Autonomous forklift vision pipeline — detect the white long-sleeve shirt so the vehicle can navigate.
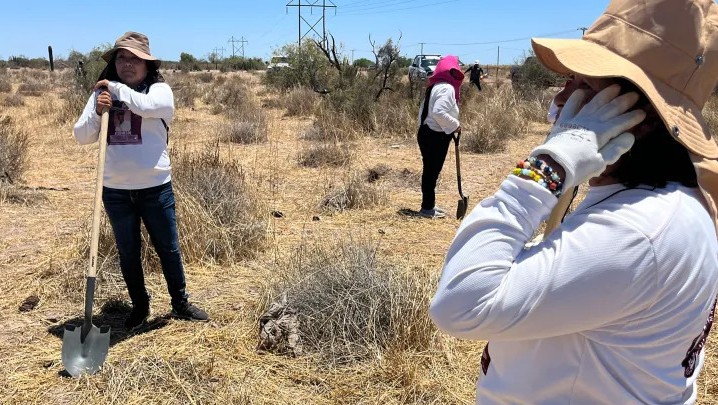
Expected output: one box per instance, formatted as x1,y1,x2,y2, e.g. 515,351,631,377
430,176,718,404
417,82,460,134
73,81,175,189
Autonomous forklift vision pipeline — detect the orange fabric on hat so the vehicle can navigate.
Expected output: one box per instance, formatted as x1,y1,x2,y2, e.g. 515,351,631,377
531,0,718,235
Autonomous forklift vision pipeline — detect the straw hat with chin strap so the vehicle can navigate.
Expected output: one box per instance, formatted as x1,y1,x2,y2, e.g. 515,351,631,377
532,0,718,235
102,31,161,68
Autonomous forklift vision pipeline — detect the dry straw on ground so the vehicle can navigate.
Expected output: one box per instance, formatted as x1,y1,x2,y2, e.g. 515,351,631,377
2,65,718,405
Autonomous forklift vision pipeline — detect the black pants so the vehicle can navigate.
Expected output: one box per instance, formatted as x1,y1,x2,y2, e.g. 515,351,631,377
417,125,452,210
471,80,482,91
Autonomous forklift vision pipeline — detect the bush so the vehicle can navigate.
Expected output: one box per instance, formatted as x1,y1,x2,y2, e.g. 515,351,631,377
258,237,434,366
0,116,30,183
461,86,531,153
17,82,48,97
0,77,11,93
171,146,268,263
1,94,24,107
202,77,255,116
298,142,352,168
320,173,387,212
223,113,269,144
511,54,564,97
282,87,319,117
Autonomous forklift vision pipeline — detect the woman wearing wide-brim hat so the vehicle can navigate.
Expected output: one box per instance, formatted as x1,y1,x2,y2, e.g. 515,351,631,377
430,0,718,403
73,31,208,330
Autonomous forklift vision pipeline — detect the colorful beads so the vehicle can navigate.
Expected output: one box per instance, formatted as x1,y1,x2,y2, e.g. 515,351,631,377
512,157,563,197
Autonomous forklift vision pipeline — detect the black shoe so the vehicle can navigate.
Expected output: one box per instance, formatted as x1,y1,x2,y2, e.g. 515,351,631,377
171,302,209,321
125,305,150,330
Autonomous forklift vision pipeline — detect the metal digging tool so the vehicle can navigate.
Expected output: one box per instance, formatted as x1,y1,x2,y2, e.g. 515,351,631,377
454,132,469,219
62,108,111,378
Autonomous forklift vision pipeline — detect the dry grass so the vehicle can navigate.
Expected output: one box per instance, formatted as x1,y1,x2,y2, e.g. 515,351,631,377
1,93,24,107
461,85,533,153
257,237,435,366
0,116,30,183
2,68,718,405
282,87,320,117
298,143,352,168
320,172,388,212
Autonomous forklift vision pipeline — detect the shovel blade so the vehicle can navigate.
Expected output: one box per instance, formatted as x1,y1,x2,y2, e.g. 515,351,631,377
61,323,111,378
456,196,469,220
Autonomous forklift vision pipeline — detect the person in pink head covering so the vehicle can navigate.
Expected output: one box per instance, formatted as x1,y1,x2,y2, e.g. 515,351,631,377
416,55,464,218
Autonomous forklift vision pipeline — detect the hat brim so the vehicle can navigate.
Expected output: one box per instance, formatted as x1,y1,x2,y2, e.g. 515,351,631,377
101,47,161,68
532,37,718,159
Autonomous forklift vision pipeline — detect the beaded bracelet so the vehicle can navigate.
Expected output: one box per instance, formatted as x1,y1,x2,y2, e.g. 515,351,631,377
512,157,563,196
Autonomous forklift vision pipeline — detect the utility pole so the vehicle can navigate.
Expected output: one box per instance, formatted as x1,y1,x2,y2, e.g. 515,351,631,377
419,42,425,54
578,26,588,36
286,0,337,48
496,46,500,89
228,36,247,58
351,49,355,63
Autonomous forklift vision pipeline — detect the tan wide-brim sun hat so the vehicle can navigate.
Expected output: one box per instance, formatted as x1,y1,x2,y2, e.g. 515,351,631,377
102,31,161,68
531,0,718,234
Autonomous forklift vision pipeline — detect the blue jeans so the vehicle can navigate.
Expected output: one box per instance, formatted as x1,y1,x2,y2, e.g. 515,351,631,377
102,182,188,308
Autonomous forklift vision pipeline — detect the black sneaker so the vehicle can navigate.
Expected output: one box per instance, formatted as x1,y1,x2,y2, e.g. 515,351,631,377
125,305,150,330
171,302,209,321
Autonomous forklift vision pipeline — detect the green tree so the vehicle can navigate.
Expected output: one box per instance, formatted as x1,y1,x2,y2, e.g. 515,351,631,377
352,58,372,68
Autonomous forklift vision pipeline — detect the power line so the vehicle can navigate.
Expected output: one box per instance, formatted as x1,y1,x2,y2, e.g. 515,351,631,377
415,29,579,46
337,0,459,16
338,0,428,12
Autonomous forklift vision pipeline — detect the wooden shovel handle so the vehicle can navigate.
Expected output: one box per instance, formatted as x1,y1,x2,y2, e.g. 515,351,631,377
88,109,109,278
543,186,576,237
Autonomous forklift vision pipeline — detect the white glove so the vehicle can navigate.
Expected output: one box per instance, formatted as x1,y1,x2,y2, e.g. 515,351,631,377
531,84,646,189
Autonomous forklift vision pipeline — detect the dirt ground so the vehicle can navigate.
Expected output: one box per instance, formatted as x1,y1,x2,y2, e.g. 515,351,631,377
2,69,718,404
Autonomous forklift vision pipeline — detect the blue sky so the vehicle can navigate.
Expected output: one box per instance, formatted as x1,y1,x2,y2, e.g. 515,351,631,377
1,0,607,65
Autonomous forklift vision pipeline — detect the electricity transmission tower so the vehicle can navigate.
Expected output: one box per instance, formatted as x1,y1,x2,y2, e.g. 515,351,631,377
286,0,337,47
228,36,248,58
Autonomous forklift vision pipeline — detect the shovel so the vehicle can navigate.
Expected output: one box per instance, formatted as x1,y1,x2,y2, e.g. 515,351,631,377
453,132,469,219
543,186,578,236
62,108,111,378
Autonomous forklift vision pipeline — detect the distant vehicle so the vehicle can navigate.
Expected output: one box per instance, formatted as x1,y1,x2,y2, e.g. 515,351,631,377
409,54,441,81
267,56,291,71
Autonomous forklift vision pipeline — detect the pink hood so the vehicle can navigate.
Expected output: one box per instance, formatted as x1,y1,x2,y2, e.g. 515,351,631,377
427,55,464,103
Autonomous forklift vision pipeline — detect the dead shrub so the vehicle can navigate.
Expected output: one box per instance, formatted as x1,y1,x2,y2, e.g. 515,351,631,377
461,86,531,153
17,82,47,97
202,77,254,116
223,113,269,144
372,96,416,139
1,93,24,107
257,237,435,366
0,116,30,183
367,163,391,183
195,72,214,83
0,184,48,205
172,145,268,263
282,87,319,116
0,78,11,93
320,173,387,212
304,106,360,142
298,143,351,168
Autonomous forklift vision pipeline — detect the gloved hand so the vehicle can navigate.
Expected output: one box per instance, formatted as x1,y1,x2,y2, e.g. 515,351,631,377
531,84,646,189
